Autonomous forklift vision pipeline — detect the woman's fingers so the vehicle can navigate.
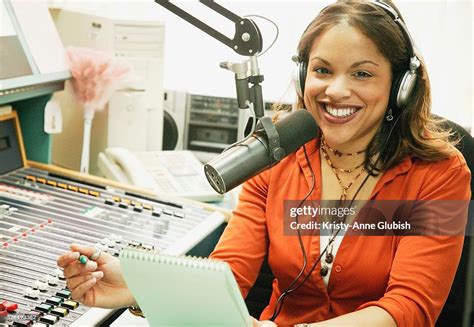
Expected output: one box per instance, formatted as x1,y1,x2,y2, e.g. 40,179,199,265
70,243,97,257
70,277,98,302
57,243,98,268
252,319,277,327
66,271,103,290
57,251,80,268
58,243,112,276
70,243,112,264
63,260,97,279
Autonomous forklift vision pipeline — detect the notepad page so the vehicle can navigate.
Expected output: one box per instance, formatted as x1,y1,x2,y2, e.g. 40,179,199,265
120,248,252,327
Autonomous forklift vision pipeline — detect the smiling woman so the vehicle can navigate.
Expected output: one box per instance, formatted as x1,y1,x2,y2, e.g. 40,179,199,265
56,1,472,326
210,1,471,326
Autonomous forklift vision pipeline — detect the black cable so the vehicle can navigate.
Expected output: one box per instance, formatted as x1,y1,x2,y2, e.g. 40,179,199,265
269,144,315,321
269,115,402,321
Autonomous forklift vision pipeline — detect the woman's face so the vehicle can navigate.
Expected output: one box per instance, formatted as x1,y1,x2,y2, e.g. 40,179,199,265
304,23,392,150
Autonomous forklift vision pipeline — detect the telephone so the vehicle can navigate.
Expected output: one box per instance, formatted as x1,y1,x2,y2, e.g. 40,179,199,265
97,147,157,189
97,147,224,202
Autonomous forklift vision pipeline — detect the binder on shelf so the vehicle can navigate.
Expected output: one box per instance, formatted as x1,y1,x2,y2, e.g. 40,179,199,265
120,247,253,326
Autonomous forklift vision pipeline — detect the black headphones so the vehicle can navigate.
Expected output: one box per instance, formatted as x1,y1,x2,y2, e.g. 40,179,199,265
293,0,421,111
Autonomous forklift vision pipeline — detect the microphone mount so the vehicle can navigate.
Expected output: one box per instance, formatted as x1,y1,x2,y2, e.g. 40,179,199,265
260,116,285,164
154,0,284,166
155,0,262,55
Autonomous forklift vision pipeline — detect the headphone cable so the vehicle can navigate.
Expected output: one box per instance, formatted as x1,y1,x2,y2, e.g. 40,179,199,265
270,144,316,308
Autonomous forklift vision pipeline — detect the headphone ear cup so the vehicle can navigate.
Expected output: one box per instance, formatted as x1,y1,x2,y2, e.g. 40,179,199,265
293,60,307,98
292,66,303,98
390,70,417,110
293,61,306,98
389,72,405,111
397,70,417,109
299,60,307,98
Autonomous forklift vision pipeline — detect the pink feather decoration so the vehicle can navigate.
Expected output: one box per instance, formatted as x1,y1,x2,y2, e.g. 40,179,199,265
66,46,132,110
65,46,131,174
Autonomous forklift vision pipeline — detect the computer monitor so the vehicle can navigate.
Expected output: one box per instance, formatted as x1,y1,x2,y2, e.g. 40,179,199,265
0,0,70,104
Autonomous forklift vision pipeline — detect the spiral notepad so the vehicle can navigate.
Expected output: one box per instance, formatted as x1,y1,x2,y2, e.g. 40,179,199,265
120,248,252,327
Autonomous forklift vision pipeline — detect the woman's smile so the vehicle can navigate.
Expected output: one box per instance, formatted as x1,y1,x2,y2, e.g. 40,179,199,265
319,101,363,124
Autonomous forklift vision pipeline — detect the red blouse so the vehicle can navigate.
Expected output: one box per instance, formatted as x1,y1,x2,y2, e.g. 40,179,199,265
210,138,471,326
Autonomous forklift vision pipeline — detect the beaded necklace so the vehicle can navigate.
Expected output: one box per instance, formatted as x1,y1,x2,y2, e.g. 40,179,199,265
320,136,366,202
319,136,367,277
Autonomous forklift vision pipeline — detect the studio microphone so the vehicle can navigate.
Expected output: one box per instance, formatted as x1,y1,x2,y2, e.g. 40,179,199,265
204,109,318,194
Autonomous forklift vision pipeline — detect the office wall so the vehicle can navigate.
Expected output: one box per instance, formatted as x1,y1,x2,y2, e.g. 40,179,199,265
50,0,473,129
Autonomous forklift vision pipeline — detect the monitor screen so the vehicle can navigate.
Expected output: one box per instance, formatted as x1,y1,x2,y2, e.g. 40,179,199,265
0,0,32,80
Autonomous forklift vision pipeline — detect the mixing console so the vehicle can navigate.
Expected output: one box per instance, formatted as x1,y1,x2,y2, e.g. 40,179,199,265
0,166,226,326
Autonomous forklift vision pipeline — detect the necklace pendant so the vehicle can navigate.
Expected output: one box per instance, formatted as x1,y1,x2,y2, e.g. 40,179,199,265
340,194,347,202
325,253,334,264
320,266,329,277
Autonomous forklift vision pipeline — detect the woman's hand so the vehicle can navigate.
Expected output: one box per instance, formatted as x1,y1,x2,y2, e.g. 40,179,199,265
253,318,277,327
57,243,135,308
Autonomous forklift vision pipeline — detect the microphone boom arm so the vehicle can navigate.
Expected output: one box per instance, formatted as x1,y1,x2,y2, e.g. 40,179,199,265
155,0,265,116
155,0,263,56
154,0,284,176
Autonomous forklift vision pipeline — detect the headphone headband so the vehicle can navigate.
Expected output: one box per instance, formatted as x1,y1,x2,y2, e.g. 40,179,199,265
371,1,419,70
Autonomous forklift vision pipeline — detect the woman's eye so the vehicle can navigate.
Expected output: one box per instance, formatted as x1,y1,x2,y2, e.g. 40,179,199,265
353,71,372,79
314,67,330,74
